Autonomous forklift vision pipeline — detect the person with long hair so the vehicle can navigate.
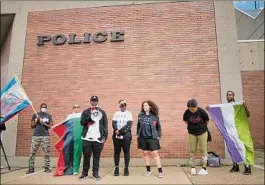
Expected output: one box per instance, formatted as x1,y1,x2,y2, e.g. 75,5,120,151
183,99,210,175
137,100,164,178
112,100,133,176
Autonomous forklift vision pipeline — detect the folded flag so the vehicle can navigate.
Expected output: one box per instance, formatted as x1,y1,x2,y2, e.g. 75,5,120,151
208,102,254,165
1,77,31,124
52,116,83,176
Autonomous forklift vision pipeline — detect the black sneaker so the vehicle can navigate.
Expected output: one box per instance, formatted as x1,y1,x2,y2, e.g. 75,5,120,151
114,167,119,176
93,173,101,181
44,168,51,173
124,167,129,176
26,168,34,174
230,164,239,173
244,166,251,175
79,173,88,181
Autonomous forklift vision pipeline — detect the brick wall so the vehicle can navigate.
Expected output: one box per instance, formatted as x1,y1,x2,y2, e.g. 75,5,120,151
16,1,224,158
241,71,264,149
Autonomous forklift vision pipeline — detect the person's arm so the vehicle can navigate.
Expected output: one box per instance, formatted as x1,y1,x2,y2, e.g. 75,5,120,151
42,115,53,129
183,110,189,125
243,101,250,118
31,114,39,129
119,121,133,134
119,112,133,134
102,110,108,142
112,112,119,134
201,108,210,125
136,113,141,137
156,117,162,139
80,109,92,126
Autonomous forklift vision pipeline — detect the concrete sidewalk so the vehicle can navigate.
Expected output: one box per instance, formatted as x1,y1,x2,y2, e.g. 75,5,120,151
1,165,264,184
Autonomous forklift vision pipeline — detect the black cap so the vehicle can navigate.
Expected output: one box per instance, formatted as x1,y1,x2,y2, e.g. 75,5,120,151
90,96,99,102
187,99,198,108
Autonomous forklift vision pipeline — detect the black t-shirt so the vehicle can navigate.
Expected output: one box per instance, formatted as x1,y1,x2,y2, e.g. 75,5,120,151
183,107,209,136
32,112,53,136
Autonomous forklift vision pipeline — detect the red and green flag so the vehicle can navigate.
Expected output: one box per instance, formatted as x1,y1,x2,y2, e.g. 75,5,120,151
52,116,83,176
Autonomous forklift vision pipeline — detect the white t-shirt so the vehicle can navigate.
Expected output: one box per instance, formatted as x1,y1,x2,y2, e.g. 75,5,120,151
112,110,133,130
81,109,102,143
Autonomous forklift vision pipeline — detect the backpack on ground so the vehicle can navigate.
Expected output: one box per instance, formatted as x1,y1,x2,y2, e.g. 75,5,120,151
207,151,222,167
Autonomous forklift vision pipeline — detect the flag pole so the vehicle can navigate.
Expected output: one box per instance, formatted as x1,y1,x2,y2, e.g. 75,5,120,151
13,73,38,116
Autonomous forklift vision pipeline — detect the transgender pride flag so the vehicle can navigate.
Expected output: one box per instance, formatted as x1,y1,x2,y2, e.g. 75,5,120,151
208,102,254,165
1,76,31,124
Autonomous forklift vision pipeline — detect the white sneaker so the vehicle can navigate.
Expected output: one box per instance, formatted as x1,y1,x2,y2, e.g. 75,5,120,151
191,168,197,175
144,171,151,176
158,172,164,178
73,172,79,175
197,169,208,175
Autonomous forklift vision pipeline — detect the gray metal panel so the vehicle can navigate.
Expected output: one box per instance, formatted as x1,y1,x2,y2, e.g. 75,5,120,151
1,14,15,48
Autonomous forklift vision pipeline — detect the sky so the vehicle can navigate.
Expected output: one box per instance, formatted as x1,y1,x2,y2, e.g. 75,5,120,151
234,1,265,10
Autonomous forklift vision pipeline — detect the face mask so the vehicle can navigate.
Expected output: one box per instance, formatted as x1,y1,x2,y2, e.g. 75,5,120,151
41,108,47,113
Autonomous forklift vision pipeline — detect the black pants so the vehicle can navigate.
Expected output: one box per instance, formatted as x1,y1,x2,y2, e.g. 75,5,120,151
113,133,132,168
82,140,103,175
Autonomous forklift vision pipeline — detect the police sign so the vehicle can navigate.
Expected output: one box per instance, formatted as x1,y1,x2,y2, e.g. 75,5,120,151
37,31,124,46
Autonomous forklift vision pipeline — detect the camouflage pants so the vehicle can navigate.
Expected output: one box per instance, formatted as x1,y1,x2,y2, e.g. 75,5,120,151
28,136,51,169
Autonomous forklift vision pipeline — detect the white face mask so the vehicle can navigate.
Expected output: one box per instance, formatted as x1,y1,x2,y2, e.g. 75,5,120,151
41,108,47,113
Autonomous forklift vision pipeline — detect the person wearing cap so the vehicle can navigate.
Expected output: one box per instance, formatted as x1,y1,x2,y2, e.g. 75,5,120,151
112,100,133,176
79,96,108,181
183,99,210,175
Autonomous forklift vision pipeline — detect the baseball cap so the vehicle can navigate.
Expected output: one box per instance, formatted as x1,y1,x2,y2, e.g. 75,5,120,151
90,96,99,102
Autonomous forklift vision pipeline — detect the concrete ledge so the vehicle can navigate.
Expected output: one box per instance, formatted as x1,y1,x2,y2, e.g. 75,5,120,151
2,156,263,168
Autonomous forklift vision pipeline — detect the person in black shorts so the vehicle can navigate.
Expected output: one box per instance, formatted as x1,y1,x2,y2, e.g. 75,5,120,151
137,100,163,178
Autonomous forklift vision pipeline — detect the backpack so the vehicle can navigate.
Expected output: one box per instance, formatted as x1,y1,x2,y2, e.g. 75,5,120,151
207,151,222,167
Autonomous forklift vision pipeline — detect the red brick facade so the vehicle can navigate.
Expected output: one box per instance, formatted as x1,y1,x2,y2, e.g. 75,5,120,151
241,71,264,149
17,1,225,158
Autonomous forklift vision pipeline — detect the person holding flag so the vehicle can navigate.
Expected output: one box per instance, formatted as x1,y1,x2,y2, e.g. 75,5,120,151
52,104,83,176
206,90,254,175
26,103,53,174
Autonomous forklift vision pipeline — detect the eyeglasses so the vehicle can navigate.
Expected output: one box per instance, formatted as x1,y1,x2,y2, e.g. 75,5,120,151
41,107,47,109
73,106,80,108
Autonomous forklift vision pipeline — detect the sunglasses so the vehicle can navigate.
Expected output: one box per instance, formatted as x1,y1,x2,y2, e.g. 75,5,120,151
73,106,80,108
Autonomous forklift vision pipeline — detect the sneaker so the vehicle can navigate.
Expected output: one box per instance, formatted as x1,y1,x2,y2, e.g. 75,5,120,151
230,164,240,173
158,172,164,178
93,173,101,181
244,166,251,175
79,173,88,181
144,171,152,176
124,168,129,176
73,172,79,175
190,168,196,175
197,168,208,175
26,168,34,174
44,168,51,173
114,167,119,176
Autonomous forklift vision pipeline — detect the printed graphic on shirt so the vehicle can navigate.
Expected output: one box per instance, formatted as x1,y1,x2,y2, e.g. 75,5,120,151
40,117,49,123
113,111,133,130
